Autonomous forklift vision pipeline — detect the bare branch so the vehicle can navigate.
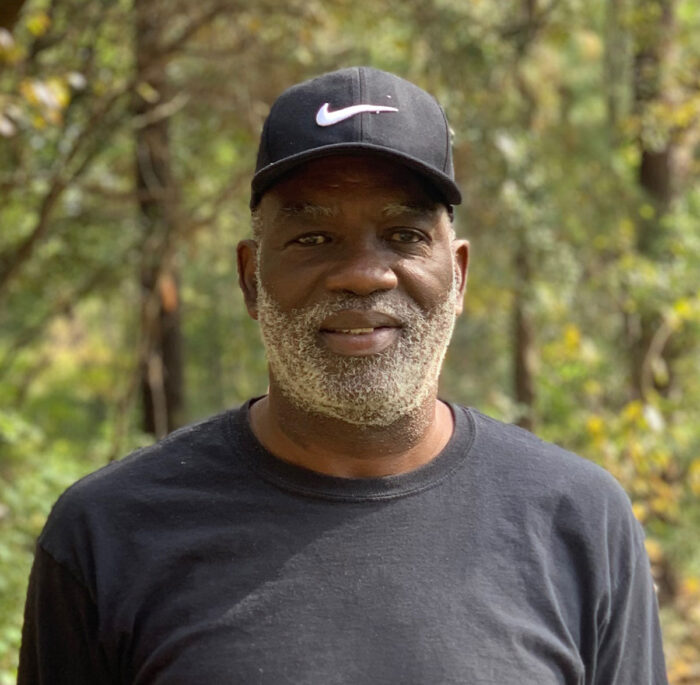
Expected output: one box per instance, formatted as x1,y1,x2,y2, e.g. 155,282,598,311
640,315,677,398
0,260,127,379
0,82,134,300
0,178,65,296
180,175,247,238
154,1,239,64
499,0,562,44
132,92,190,129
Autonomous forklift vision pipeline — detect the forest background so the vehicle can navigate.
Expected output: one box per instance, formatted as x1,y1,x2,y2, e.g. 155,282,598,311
0,0,699,682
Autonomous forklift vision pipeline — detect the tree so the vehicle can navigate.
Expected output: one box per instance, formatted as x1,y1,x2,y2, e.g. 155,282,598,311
134,0,184,437
1,0,698,681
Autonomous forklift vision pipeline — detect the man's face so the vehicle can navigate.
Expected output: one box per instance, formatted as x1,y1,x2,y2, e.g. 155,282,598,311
238,156,469,426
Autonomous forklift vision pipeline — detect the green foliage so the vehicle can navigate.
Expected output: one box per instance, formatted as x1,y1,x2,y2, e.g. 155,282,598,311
0,409,105,684
1,0,698,681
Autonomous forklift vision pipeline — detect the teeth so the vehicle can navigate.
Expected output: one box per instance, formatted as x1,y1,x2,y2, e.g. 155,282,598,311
337,328,374,334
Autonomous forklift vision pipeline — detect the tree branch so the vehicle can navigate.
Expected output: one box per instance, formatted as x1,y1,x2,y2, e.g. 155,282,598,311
0,260,127,380
0,0,27,30
0,83,133,300
640,315,676,398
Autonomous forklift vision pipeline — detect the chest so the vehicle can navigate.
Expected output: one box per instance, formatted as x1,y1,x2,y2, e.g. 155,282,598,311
98,497,591,684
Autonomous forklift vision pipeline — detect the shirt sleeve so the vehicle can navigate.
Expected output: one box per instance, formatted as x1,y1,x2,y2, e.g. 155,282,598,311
594,540,669,685
18,544,116,685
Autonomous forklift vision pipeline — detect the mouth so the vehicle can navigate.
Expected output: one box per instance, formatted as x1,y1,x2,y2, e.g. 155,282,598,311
319,311,402,356
328,327,375,335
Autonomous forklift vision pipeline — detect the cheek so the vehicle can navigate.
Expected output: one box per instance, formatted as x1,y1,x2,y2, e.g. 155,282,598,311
399,258,455,310
257,255,319,310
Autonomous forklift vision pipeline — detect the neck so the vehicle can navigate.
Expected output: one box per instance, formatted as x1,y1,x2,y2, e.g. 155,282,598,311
248,384,454,478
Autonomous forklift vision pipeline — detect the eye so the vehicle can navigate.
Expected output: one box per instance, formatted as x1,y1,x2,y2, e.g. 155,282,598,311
292,233,329,246
388,229,427,244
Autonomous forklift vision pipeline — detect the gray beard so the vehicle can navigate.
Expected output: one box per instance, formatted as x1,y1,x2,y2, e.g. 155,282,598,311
255,274,458,427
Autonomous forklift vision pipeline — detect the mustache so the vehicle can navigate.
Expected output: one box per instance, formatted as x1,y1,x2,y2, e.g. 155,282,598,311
287,292,424,324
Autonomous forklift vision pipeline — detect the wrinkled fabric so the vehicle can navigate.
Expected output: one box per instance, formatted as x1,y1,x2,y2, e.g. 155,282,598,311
19,402,668,684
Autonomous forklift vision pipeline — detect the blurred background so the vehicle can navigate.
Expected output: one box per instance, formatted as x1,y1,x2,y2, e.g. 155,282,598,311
0,0,698,681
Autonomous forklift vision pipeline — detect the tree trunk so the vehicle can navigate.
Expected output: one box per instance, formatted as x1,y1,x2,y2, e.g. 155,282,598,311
513,240,536,431
0,0,26,30
604,0,628,132
134,0,184,438
628,0,676,401
511,0,539,431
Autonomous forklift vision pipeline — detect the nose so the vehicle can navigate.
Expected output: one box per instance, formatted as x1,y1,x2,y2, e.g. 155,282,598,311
324,244,398,296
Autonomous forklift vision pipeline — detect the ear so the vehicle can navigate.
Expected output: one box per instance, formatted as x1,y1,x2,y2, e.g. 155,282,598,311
453,239,469,316
236,239,259,320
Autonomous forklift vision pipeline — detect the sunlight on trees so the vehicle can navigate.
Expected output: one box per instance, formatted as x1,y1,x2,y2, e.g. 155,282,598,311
1,0,699,681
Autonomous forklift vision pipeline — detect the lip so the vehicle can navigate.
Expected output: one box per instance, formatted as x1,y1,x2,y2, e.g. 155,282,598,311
320,310,401,331
319,310,401,356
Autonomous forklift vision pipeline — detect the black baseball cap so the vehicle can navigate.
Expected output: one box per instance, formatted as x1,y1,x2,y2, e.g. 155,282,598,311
250,66,462,208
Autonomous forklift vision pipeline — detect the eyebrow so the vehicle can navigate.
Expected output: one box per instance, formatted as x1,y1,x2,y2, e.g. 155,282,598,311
381,202,438,218
277,200,438,221
279,203,338,218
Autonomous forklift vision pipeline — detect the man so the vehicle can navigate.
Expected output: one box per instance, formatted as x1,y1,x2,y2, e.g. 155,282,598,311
20,67,667,684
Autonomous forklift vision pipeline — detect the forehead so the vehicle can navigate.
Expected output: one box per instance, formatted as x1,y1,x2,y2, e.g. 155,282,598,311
259,155,442,213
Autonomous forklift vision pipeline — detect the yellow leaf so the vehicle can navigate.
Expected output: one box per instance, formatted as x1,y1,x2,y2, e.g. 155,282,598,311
689,459,700,496
670,660,692,679
47,78,70,109
673,298,694,320
650,495,677,518
564,324,581,351
586,415,604,437
136,81,160,104
31,114,46,129
681,576,700,597
20,79,38,105
26,11,51,38
644,538,663,563
639,203,655,220
673,98,700,128
622,401,643,423
574,30,603,60
632,501,647,522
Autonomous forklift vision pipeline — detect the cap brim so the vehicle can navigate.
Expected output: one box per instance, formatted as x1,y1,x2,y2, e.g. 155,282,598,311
250,143,462,208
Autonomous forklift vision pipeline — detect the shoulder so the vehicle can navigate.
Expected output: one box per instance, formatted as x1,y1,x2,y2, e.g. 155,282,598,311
465,408,627,498
38,407,246,573
49,408,238,503
459,406,644,549
457,406,646,589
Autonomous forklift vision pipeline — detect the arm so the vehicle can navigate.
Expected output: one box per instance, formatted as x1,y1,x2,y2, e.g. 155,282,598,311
595,541,669,685
18,544,116,685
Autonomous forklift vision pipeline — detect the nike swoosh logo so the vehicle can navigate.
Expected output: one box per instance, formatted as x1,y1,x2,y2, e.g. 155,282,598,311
315,102,399,127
